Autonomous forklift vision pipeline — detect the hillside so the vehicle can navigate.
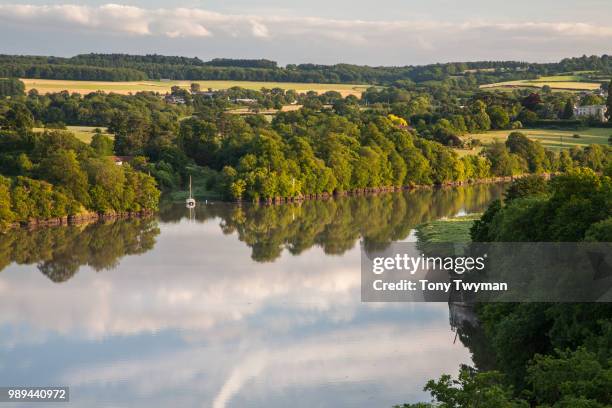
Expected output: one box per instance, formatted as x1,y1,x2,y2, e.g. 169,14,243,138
1,53,611,86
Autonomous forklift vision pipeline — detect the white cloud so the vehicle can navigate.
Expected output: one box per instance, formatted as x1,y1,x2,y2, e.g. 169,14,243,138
1,3,612,45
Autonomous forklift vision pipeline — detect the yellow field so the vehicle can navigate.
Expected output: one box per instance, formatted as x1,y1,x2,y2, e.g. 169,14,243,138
481,78,601,92
22,78,368,97
33,126,113,144
453,147,483,157
465,128,611,151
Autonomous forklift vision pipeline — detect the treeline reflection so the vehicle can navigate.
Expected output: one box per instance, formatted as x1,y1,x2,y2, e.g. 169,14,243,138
162,184,506,262
0,184,504,280
0,218,160,281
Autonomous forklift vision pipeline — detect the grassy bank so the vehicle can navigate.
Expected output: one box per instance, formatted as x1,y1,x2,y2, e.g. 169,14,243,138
415,214,479,244
166,166,223,202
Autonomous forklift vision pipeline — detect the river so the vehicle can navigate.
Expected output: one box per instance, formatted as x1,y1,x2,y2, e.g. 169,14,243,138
0,184,505,408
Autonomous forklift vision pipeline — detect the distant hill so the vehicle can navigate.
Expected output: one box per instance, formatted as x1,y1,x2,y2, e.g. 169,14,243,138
0,53,610,85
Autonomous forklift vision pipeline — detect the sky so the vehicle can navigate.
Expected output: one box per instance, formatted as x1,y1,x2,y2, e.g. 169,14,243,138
0,0,611,66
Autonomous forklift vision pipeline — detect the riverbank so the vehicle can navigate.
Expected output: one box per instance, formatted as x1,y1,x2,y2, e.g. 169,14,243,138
4,173,521,232
245,173,537,204
2,210,155,232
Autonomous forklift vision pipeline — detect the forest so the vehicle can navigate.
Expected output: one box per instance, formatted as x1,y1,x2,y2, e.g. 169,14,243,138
1,53,611,84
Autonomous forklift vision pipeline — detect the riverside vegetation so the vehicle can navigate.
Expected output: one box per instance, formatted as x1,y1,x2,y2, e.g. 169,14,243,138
0,54,611,228
401,171,612,408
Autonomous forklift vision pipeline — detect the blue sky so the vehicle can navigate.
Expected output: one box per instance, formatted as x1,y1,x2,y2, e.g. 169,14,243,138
0,0,611,65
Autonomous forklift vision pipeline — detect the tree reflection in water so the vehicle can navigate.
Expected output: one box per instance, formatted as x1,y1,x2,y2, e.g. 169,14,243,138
161,183,506,262
0,184,505,280
0,218,160,282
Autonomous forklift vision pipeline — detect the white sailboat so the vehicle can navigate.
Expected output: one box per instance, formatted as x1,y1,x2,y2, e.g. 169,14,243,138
186,176,196,208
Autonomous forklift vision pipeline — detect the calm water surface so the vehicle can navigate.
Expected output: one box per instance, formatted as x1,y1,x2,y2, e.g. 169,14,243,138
0,185,504,408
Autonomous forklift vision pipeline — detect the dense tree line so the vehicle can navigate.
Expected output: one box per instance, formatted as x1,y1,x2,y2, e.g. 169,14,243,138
179,109,495,201
1,53,610,85
18,90,190,127
400,171,612,408
0,63,147,81
0,87,191,193
0,123,160,228
205,58,278,69
176,97,610,201
0,78,25,97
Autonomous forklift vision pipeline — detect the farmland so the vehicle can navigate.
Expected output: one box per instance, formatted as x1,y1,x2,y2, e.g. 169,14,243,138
22,78,369,97
464,128,611,151
33,125,113,144
480,73,607,92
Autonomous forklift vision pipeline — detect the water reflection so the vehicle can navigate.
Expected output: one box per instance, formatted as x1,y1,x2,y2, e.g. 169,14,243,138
0,218,160,280
163,183,505,262
0,184,504,408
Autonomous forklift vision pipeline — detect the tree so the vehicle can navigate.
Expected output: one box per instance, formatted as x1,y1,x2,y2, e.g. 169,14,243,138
561,99,575,120
110,112,151,156
0,176,15,227
484,142,524,176
517,109,538,126
504,175,548,202
0,78,25,97
405,369,527,408
580,94,604,106
2,103,34,131
506,132,547,173
85,158,127,213
487,106,510,129
522,93,542,111
39,149,90,205
606,80,612,121
90,133,114,156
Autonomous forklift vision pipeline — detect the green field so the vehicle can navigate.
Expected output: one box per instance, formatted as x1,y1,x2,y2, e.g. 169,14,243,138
465,128,611,151
22,78,369,97
480,73,604,92
33,126,113,144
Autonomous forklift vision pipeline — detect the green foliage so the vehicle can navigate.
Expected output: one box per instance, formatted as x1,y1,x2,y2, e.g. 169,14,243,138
39,149,90,205
0,175,15,228
487,106,510,130
1,102,34,131
584,217,612,242
561,99,575,120
0,78,25,97
395,368,527,408
503,175,548,202
472,169,611,242
427,172,612,408
606,80,612,121
527,348,612,407
0,128,160,227
0,218,160,280
187,110,490,201
90,133,114,156
484,142,525,176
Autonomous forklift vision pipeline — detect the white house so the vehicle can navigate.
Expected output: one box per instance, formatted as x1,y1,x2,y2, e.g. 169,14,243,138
233,98,257,104
573,105,608,122
164,95,186,104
